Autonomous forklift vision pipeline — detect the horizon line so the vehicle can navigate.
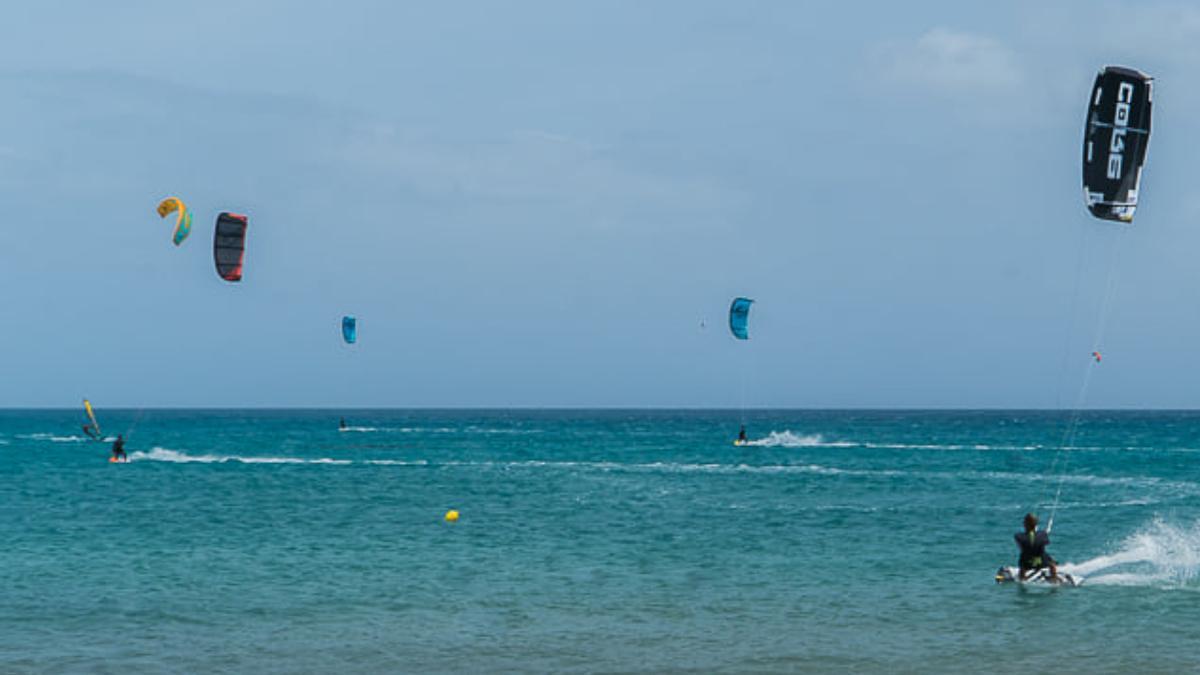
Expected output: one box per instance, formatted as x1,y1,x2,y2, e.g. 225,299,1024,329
4,406,1200,412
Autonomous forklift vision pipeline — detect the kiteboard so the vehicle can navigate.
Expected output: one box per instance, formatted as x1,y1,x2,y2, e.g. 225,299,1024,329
994,566,1078,587
108,457,128,464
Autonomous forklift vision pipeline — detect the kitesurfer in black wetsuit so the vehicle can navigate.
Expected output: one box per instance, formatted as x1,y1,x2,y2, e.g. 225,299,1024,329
339,417,347,430
111,435,127,462
1015,513,1057,581
737,425,747,444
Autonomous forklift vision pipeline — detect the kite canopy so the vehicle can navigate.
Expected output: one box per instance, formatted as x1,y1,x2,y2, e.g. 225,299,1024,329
729,297,754,340
342,316,357,344
213,212,248,282
1083,66,1153,222
156,197,192,246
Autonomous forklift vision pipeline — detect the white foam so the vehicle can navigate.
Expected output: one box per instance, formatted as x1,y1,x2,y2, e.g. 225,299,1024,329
341,425,539,435
744,431,853,448
862,442,1045,451
129,447,351,465
18,433,89,443
444,458,901,478
739,432,1046,452
464,426,543,435
338,426,458,433
1064,518,1200,588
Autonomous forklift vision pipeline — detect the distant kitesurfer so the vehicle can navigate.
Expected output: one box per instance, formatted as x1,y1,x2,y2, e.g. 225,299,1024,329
339,417,347,430
1015,513,1057,581
737,425,747,444
111,435,127,463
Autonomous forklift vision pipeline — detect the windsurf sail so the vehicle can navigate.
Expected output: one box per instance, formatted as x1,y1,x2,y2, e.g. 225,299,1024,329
83,398,101,438
1083,66,1153,222
213,212,248,282
156,197,192,246
729,297,754,340
342,316,357,344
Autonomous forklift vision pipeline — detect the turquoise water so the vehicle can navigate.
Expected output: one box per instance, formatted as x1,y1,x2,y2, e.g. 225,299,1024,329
3,409,1199,673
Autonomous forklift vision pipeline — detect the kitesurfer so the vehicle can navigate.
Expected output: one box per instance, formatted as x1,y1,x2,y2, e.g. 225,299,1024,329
111,435,127,463
1015,513,1057,581
339,417,347,430
737,425,747,444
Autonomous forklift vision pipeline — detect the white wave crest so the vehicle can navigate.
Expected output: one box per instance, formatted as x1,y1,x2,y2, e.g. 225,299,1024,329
740,433,1047,452
129,447,351,465
446,459,901,478
464,426,543,435
341,425,541,435
18,433,90,443
863,442,1044,451
1065,518,1200,588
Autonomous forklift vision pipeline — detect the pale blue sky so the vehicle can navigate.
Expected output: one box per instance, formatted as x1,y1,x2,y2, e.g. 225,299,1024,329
4,1,1200,407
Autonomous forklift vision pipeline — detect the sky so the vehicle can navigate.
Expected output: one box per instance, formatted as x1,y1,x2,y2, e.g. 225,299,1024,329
4,1,1200,408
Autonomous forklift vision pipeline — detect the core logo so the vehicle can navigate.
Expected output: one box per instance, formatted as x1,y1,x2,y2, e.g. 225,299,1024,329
1107,82,1135,180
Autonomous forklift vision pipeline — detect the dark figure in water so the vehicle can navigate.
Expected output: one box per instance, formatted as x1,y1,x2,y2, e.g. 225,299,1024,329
111,435,127,462
737,425,747,443
1016,512,1057,581
82,424,100,440
339,418,347,430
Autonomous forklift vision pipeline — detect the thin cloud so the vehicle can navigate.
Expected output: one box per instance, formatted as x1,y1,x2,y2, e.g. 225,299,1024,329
336,125,747,230
880,27,1023,95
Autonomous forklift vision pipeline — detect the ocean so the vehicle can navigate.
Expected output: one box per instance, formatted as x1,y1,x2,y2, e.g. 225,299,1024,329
2,409,1198,673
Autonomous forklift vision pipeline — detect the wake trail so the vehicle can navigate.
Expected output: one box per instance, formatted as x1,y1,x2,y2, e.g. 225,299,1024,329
1065,519,1200,588
129,448,352,465
744,431,853,448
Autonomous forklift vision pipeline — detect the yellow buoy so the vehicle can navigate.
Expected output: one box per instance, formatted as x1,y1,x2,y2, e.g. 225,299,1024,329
444,509,460,522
